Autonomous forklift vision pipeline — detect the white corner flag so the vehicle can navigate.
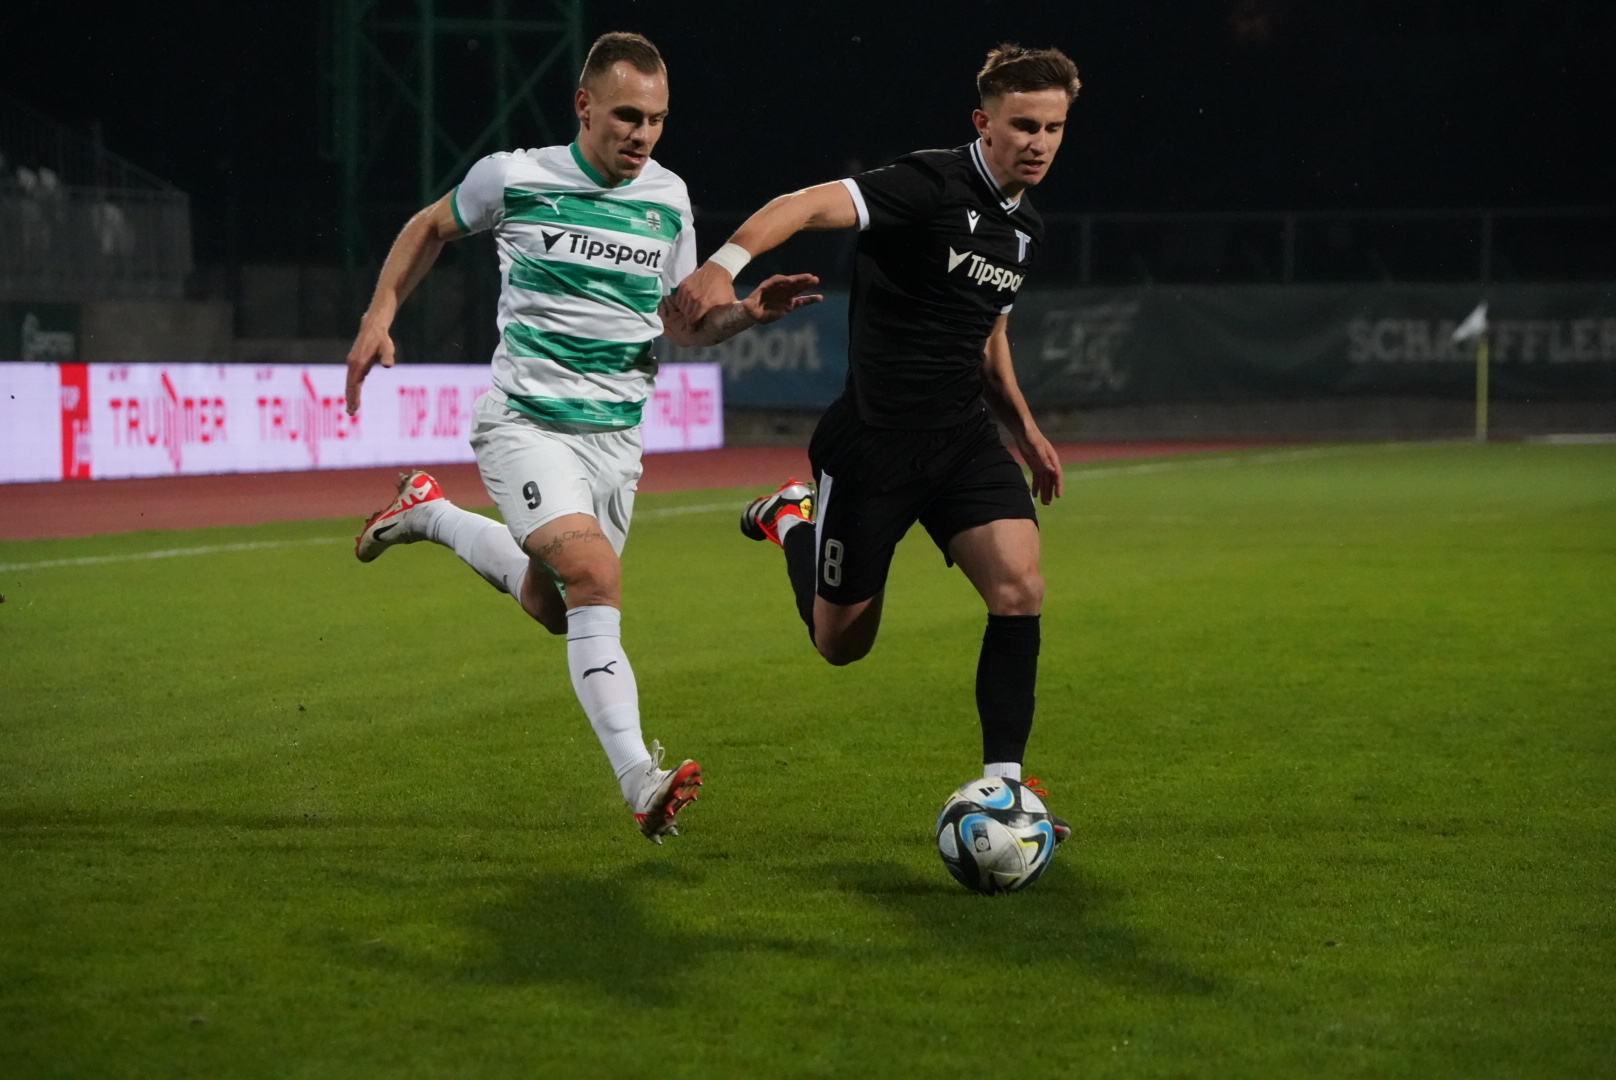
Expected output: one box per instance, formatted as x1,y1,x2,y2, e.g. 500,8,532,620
1454,301,1491,441
1452,301,1488,343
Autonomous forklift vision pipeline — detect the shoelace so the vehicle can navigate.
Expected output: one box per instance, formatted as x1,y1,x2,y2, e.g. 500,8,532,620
1023,775,1050,798
648,738,666,774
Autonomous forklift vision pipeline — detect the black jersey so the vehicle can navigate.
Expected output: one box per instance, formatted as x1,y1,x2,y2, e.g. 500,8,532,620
839,141,1043,429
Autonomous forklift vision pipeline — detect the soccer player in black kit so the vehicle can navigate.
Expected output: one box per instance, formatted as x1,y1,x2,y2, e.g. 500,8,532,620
677,45,1077,829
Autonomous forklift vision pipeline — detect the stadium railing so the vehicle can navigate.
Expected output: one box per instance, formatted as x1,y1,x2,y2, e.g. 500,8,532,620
701,207,1616,288
0,183,193,301
0,94,193,301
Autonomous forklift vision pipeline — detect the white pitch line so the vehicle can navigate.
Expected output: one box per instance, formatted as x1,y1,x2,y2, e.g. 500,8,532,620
0,446,1417,573
637,501,734,519
0,537,349,572
1063,441,1411,481
0,505,738,573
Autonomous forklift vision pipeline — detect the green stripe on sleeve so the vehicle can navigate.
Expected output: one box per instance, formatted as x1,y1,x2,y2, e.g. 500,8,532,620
449,185,469,233
504,393,645,429
503,188,682,243
503,322,654,375
507,254,663,314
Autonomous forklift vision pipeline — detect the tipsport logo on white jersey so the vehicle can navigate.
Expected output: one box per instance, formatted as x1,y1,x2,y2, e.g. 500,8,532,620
540,228,665,270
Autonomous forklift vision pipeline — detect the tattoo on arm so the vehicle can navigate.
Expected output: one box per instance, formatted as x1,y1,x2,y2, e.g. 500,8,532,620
696,302,754,345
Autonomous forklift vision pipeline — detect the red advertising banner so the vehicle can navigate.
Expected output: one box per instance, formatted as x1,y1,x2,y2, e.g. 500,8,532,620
58,362,90,479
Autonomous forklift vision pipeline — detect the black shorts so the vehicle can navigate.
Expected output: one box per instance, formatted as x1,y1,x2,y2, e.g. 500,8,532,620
806,397,1037,605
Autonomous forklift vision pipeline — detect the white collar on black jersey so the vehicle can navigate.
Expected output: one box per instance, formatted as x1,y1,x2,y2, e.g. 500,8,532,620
969,139,1024,214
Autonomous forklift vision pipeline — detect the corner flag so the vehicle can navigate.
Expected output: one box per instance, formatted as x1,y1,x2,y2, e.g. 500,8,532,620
1453,301,1489,441
1452,302,1488,343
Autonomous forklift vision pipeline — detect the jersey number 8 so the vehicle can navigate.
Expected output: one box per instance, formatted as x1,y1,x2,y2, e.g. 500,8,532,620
823,539,844,587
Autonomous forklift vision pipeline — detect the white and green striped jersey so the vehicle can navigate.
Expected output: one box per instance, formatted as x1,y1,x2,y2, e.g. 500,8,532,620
452,143,697,429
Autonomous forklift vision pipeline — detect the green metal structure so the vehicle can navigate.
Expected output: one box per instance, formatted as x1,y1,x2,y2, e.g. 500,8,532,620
325,0,586,280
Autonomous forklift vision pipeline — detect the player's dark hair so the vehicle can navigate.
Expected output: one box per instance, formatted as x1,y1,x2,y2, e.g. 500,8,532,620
976,44,1081,102
579,32,664,87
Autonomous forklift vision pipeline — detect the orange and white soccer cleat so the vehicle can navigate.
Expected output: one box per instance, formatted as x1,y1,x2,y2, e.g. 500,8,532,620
629,740,703,844
740,478,814,546
354,469,445,563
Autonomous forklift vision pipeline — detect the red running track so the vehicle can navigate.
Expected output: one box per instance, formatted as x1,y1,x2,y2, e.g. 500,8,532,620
0,441,1263,542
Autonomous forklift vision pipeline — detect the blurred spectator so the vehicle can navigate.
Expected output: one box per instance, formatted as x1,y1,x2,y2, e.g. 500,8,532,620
90,198,135,257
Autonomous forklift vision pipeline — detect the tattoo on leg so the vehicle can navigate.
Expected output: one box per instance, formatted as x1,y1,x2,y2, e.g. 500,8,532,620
532,527,609,566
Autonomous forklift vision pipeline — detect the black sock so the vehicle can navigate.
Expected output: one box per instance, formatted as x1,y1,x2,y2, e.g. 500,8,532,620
782,523,817,639
977,613,1040,765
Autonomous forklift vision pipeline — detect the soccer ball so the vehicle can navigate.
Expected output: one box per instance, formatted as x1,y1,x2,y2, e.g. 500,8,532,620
935,777,1057,895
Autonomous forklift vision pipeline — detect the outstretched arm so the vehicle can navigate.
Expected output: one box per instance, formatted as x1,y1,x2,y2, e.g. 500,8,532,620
345,194,465,415
981,314,1063,505
674,182,858,325
660,273,824,348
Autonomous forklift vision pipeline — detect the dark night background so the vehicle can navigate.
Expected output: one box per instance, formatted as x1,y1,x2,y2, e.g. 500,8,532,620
4,0,1614,266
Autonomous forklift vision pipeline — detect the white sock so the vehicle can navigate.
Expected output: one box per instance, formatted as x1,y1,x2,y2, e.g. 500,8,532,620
776,513,806,540
984,761,1021,781
420,501,530,601
566,605,653,802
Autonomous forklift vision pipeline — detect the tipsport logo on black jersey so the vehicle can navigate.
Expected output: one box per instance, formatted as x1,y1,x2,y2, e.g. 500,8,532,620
947,247,1025,293
540,229,665,269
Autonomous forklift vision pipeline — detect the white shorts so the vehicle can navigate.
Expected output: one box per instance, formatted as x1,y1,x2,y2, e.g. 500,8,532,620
470,389,643,554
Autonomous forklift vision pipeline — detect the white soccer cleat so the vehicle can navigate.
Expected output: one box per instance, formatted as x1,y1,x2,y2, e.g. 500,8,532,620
355,469,445,563
629,739,702,844
740,478,814,546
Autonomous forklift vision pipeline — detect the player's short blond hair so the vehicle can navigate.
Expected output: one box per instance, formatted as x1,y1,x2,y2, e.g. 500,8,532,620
579,32,664,88
977,44,1081,103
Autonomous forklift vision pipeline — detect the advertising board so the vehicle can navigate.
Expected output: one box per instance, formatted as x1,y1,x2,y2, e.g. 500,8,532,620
0,362,722,484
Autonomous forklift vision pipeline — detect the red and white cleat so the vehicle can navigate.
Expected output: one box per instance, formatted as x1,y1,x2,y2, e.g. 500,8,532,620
629,740,703,844
740,478,814,547
354,469,445,563
1024,774,1072,845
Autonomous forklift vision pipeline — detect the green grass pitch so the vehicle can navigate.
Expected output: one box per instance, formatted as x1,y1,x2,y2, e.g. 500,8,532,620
2,442,1613,1078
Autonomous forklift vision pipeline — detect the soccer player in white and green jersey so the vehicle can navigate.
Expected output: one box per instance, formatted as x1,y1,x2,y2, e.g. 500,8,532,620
342,32,821,843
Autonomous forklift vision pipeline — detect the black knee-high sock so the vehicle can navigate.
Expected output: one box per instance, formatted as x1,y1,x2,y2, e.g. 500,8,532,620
782,523,817,638
977,614,1040,765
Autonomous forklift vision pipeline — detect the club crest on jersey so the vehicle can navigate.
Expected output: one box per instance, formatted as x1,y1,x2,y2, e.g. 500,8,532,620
947,247,1024,292
1015,229,1031,263
645,209,662,232
966,209,980,234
